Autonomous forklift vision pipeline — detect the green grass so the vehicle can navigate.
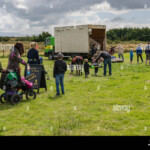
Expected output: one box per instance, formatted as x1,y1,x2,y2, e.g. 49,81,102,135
1,53,150,136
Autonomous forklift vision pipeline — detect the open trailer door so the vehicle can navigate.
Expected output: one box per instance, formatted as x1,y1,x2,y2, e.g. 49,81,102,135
88,25,106,53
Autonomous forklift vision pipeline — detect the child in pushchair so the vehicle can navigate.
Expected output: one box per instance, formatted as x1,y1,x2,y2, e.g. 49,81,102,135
0,68,36,105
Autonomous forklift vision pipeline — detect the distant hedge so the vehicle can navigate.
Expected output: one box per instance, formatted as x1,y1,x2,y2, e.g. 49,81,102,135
16,31,51,42
0,37,10,42
107,27,150,42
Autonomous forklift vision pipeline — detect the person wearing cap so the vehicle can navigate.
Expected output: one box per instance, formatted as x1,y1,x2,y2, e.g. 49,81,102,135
53,53,67,96
145,42,150,65
27,42,40,64
136,44,143,63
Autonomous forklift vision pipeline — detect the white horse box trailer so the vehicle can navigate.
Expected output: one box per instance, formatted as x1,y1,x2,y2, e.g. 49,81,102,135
54,24,107,58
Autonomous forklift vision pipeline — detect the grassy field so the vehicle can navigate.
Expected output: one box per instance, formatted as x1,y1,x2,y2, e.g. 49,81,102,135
1,53,150,136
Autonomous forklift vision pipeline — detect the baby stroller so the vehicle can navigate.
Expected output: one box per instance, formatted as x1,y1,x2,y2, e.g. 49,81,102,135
0,70,36,105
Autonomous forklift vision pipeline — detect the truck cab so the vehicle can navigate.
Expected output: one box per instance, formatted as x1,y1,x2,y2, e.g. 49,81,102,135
44,37,55,60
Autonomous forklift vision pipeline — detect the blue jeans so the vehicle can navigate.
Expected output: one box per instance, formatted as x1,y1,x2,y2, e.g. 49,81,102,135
130,57,133,61
118,54,124,61
95,67,98,74
55,74,65,95
104,58,112,76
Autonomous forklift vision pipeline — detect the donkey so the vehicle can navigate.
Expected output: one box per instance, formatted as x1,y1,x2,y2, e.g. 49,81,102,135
71,56,83,75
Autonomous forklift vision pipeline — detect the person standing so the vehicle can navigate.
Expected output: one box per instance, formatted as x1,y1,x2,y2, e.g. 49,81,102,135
27,42,40,64
145,42,150,65
96,44,101,52
108,46,116,56
84,59,90,78
53,53,67,96
116,44,124,61
130,48,134,65
136,44,143,63
91,44,97,57
92,54,99,76
1,42,29,87
95,51,112,76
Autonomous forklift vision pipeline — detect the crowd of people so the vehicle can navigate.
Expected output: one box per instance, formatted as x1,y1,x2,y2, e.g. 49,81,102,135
0,41,150,97
0,42,41,90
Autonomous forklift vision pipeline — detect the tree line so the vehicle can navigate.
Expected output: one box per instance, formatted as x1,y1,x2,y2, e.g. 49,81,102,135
0,37,10,42
16,31,52,42
1,28,150,43
16,27,150,43
107,27,150,42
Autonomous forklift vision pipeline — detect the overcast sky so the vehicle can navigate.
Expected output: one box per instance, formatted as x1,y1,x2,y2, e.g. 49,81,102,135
0,0,150,36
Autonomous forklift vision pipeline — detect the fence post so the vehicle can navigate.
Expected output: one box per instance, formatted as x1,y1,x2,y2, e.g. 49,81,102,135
3,50,4,57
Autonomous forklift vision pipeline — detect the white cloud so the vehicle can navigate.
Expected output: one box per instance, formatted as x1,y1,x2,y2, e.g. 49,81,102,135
90,2,129,15
68,2,129,17
16,4,27,10
0,0,150,36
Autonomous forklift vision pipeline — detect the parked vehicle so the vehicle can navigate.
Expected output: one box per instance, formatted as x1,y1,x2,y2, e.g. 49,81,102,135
44,24,107,60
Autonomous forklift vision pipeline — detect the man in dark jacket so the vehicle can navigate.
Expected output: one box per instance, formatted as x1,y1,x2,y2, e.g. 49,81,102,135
53,53,67,96
95,51,112,76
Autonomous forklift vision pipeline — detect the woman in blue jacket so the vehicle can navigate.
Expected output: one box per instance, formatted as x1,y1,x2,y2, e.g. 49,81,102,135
136,44,143,63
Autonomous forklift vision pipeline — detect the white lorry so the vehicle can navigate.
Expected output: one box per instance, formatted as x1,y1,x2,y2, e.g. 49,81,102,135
45,24,107,59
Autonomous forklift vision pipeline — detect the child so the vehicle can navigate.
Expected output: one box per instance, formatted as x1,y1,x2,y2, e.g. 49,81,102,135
130,48,134,64
92,54,99,76
84,59,90,78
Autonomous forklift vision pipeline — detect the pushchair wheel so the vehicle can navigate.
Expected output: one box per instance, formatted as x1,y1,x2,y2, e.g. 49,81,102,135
0,94,8,103
0,95,5,103
26,91,36,100
10,94,21,105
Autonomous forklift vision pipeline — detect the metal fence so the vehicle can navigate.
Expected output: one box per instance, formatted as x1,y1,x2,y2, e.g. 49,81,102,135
0,43,14,57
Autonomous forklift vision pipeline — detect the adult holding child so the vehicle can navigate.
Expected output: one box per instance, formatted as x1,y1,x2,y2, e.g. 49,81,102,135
136,44,143,63
145,42,150,65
